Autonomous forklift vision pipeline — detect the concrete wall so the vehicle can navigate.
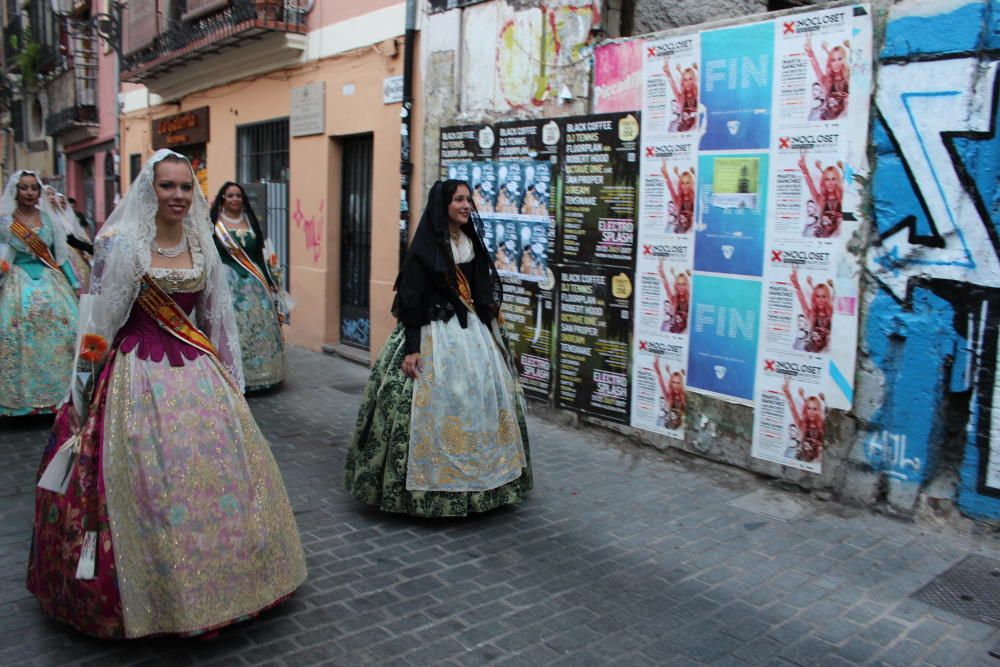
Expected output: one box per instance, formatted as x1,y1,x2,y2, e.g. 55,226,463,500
632,0,768,35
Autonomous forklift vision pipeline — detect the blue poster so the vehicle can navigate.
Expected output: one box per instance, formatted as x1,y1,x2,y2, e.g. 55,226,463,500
694,153,768,277
699,23,774,151
688,275,761,401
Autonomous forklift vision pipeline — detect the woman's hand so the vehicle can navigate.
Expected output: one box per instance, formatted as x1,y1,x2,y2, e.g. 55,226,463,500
401,352,423,380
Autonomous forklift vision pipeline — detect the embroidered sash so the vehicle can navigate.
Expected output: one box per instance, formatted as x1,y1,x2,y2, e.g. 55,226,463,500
136,274,240,390
10,219,61,271
213,220,284,323
456,266,506,326
455,267,475,311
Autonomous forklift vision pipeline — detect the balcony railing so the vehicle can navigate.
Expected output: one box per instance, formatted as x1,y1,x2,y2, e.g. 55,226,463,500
121,0,307,83
44,56,99,143
45,103,97,136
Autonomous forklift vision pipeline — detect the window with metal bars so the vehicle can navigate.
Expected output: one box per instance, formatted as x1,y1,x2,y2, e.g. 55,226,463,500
237,118,290,289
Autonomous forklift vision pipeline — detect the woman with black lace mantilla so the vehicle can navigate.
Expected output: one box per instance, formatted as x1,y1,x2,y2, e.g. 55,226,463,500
344,179,532,517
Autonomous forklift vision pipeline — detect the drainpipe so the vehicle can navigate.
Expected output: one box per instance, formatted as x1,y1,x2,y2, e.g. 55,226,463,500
398,0,417,271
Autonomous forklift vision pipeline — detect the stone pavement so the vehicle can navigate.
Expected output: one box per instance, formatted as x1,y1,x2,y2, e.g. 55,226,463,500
1,347,999,667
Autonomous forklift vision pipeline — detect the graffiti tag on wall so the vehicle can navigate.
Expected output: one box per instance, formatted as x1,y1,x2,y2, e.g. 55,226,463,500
292,198,325,264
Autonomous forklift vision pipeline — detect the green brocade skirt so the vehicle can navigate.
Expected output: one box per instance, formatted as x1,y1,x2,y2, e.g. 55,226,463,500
344,324,533,517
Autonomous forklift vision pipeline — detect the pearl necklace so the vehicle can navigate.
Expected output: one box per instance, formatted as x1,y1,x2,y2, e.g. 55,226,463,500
220,211,244,226
151,234,189,258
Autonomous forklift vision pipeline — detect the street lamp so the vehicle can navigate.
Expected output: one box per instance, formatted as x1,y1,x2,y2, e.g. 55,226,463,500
51,0,125,56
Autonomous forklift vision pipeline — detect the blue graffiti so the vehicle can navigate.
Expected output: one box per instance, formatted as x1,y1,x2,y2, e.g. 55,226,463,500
862,288,960,483
869,0,1000,518
342,318,371,347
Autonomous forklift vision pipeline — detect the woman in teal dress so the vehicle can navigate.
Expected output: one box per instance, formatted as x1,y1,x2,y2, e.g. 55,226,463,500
0,170,79,416
209,182,287,391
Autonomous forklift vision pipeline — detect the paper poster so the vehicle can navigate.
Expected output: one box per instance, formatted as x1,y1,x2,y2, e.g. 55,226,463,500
687,274,762,402
694,153,769,277
699,22,775,151
594,40,645,114
643,34,701,138
557,267,633,423
482,213,553,283
440,121,560,401
440,124,495,172
774,7,854,127
750,4,871,472
501,275,556,401
558,113,640,268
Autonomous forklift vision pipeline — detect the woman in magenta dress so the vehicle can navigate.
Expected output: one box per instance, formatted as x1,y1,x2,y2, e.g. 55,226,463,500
26,150,306,639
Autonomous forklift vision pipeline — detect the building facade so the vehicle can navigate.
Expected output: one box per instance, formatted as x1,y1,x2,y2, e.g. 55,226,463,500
118,0,416,354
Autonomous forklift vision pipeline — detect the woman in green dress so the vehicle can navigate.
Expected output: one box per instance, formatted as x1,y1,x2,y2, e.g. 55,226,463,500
344,179,532,517
209,182,287,391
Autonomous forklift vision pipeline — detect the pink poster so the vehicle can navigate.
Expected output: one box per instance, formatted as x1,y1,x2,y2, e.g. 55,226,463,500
593,40,644,113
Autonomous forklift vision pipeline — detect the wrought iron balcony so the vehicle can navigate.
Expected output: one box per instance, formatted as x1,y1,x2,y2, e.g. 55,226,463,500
44,60,99,144
120,0,307,87
45,103,98,138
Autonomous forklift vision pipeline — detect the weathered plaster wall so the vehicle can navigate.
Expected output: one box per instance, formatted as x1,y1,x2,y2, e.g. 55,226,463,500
420,0,599,197
632,0,768,35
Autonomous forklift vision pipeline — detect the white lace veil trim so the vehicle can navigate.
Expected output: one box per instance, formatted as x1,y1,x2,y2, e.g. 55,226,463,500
0,171,69,267
45,185,90,243
71,149,244,414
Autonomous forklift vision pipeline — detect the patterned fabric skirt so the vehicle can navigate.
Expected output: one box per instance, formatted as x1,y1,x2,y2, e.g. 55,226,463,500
67,249,91,294
26,349,307,639
225,265,286,392
0,264,77,416
344,323,533,517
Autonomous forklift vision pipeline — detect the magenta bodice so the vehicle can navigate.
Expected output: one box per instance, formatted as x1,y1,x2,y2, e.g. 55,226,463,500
115,291,206,366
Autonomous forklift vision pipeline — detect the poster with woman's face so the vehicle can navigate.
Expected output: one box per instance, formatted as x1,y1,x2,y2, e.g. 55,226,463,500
773,6,853,127
751,371,825,474
642,35,700,139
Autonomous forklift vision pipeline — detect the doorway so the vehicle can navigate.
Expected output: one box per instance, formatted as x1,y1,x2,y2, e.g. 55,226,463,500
340,134,373,349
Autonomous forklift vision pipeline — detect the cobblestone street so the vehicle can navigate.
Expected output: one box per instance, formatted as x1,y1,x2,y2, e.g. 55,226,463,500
1,347,999,666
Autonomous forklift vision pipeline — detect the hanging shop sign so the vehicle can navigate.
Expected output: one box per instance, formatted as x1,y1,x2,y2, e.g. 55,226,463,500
152,107,210,150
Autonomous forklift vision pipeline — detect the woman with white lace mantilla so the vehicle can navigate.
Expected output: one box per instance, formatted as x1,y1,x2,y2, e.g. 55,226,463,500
26,150,306,639
45,186,94,293
345,179,533,517
0,171,79,417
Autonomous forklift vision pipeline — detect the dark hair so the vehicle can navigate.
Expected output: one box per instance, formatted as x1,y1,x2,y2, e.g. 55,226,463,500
209,180,275,289
393,179,503,318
